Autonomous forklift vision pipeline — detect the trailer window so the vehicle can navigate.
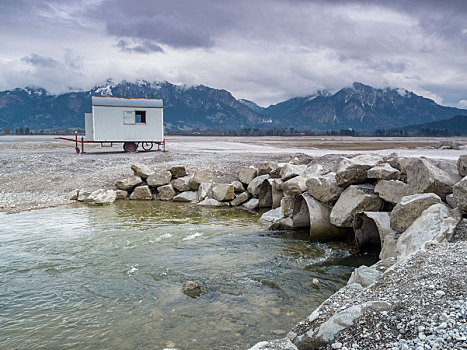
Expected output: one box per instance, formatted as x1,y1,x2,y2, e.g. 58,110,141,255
135,111,146,124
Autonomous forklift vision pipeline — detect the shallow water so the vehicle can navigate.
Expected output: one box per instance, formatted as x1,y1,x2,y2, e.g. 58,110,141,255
0,202,376,349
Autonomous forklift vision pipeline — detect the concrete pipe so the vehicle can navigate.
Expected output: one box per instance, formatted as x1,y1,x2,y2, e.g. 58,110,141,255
292,193,343,240
353,212,397,255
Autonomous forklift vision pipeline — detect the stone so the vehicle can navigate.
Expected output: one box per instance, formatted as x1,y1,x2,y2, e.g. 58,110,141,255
380,232,399,260
231,192,250,207
290,156,300,165
115,189,128,200
270,166,283,179
431,158,462,183
335,154,384,187
390,193,442,232
457,155,467,176
238,166,258,185
374,180,412,204
168,165,187,178
211,184,235,201
248,338,298,350
197,198,230,207
116,176,142,190
258,161,278,176
77,190,91,202
405,158,458,199
306,173,343,204
260,207,283,224
147,170,172,188
247,175,271,197
302,164,325,178
197,183,212,201
452,176,467,211
182,281,201,298
129,185,152,200
282,176,308,196
330,184,383,227
281,196,295,217
173,191,198,202
131,163,154,179
243,198,259,210
189,169,213,190
435,140,461,150
258,179,274,208
396,204,461,258
312,278,320,288
86,189,117,205
271,179,284,209
67,189,79,200
367,163,400,180
231,180,245,192
347,265,381,287
446,193,457,208
157,184,175,201
172,176,192,192
280,164,307,181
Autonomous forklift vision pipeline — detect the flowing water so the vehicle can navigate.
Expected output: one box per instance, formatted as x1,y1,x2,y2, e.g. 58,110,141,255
0,202,377,349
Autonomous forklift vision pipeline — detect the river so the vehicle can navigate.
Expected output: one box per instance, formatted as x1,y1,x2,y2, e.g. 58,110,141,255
0,202,376,349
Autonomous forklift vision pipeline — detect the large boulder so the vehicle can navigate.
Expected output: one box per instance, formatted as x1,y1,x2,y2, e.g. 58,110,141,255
457,155,467,177
330,184,383,227
335,154,384,187
271,179,284,209
168,165,187,178
86,189,117,205
347,265,381,288
129,185,153,200
367,163,400,180
452,176,467,211
260,207,283,224
157,184,175,201
198,198,230,207
247,175,270,197
131,163,154,179
243,198,259,210
405,158,458,199
211,184,235,201
197,183,212,201
280,164,307,181
230,192,250,207
282,176,308,196
189,169,213,190
231,180,245,193
257,161,278,176
395,204,461,258
116,176,142,190
306,172,343,204
238,166,258,185
115,189,128,200
374,180,412,204
173,191,198,202
172,176,192,192
77,189,91,202
281,196,295,218
390,193,442,232
258,179,274,208
147,170,172,187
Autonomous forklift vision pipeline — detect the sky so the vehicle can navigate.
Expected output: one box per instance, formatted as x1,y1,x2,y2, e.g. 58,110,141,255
1,0,467,107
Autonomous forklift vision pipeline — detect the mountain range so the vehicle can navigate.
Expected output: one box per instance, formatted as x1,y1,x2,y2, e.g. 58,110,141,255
0,80,465,131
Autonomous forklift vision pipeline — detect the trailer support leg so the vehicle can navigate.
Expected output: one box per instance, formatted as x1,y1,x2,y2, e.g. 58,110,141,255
81,137,84,154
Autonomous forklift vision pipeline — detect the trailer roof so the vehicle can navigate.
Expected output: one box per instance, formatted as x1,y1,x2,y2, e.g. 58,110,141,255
92,96,163,108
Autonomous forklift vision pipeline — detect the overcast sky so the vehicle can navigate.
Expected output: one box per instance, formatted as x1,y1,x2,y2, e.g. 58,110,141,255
1,0,467,107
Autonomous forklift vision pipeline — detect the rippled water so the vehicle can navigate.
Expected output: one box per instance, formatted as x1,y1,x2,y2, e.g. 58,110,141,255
0,202,376,349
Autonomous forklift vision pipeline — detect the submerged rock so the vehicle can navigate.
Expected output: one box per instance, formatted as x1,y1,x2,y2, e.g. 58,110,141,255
182,281,201,298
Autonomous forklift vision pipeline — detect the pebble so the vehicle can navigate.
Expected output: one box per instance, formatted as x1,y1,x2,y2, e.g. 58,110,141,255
435,290,445,298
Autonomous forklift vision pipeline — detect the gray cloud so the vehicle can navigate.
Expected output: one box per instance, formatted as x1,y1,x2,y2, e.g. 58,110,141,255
0,0,466,107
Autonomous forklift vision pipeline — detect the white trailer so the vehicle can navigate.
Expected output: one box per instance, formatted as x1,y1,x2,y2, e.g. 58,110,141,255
59,96,165,153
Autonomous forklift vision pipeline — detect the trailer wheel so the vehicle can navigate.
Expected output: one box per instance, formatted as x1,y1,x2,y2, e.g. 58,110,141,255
142,142,153,151
123,142,138,152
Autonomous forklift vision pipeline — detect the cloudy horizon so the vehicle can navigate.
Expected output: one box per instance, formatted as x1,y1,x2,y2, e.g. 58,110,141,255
1,0,467,107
